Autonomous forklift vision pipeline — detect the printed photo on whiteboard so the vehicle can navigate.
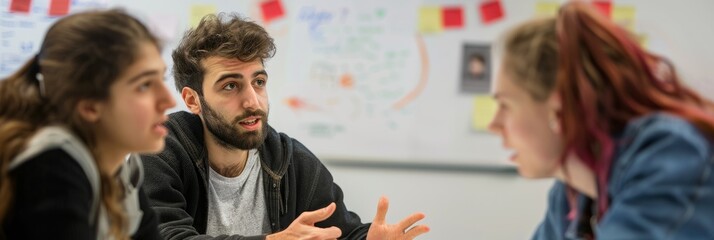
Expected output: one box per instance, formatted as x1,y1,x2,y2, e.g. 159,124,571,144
460,43,492,94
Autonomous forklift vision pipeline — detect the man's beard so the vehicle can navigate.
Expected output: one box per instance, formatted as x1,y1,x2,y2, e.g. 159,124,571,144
200,98,268,150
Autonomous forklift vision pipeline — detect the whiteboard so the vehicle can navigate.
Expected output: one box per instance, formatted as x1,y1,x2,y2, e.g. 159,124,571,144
2,0,714,168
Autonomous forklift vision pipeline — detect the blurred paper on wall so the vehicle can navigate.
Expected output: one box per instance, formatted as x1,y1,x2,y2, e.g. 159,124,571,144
471,95,497,131
418,6,443,33
190,4,216,28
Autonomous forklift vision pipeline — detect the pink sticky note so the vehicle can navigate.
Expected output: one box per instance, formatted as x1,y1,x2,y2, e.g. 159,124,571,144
10,0,32,14
593,1,612,18
442,7,464,29
479,1,504,24
260,0,285,23
48,0,70,16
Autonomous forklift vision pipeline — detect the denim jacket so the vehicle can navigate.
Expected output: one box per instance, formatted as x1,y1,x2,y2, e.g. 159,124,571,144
533,113,714,240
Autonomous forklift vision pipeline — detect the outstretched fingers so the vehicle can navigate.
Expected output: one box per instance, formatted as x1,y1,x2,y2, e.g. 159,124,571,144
298,202,337,225
372,196,389,225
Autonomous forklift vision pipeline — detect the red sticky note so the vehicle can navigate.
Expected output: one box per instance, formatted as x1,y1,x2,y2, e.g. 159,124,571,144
479,1,504,24
260,0,285,23
593,1,612,18
442,7,464,28
49,0,70,17
10,0,32,13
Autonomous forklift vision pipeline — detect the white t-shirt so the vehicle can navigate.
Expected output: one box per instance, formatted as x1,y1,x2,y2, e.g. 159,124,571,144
206,149,270,236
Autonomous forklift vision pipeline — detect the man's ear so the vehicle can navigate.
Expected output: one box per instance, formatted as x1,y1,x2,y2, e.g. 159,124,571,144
76,99,104,123
182,87,202,115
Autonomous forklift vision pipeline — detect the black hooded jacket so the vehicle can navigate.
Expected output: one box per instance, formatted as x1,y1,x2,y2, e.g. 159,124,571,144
140,111,370,240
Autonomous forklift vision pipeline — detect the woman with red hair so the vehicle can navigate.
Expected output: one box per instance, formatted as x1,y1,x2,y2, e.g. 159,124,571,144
490,2,714,239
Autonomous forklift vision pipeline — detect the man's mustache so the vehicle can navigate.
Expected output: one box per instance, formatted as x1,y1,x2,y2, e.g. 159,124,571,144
232,109,268,125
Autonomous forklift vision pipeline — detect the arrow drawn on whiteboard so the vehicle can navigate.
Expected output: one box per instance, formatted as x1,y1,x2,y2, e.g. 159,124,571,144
284,96,321,112
392,34,428,110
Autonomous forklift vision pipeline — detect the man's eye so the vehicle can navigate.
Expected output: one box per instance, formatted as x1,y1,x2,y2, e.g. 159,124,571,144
223,83,237,90
255,79,266,87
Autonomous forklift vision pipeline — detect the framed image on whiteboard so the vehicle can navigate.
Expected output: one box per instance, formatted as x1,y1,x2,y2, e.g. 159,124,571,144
460,43,492,94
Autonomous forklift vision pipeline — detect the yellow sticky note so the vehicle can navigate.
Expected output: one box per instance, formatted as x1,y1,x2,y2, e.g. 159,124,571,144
535,1,560,17
472,96,498,131
190,4,216,28
418,6,443,33
613,5,635,31
637,33,648,49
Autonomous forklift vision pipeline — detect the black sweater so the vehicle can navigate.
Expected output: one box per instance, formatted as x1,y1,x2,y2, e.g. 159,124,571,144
2,148,162,240
140,111,370,240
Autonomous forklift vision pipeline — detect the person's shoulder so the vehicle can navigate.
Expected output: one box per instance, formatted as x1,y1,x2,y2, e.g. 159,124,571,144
267,128,337,187
12,148,93,200
281,130,321,162
166,111,203,137
626,112,704,135
14,148,86,177
610,112,713,192
6,148,94,239
621,112,711,158
265,126,323,166
144,111,205,166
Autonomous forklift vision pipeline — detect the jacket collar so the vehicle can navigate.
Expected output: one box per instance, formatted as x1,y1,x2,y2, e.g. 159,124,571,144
165,111,291,180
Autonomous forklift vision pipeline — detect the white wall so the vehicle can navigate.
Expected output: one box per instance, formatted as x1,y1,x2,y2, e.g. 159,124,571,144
3,1,712,238
326,164,554,239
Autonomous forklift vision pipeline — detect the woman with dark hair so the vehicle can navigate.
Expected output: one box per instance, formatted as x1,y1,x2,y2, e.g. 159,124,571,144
0,9,175,239
489,2,714,239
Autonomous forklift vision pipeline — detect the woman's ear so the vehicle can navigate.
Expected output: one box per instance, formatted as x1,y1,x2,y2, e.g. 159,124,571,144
547,92,562,113
76,99,104,123
182,87,202,115
547,92,562,133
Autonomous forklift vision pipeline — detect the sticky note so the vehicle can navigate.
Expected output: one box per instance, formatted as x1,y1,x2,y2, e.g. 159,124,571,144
48,0,70,17
535,1,560,17
637,33,648,49
442,6,464,29
190,4,216,28
471,95,498,131
613,5,635,31
480,1,504,24
261,0,285,23
592,1,611,18
10,0,32,14
418,6,443,33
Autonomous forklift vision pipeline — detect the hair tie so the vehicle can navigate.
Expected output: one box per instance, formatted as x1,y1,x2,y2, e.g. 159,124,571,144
28,53,46,97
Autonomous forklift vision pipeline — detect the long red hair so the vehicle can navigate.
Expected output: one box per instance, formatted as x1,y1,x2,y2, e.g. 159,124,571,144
557,1,714,219
503,1,714,219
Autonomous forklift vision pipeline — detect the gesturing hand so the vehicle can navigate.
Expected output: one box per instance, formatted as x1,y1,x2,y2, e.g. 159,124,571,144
366,197,430,240
267,202,342,240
